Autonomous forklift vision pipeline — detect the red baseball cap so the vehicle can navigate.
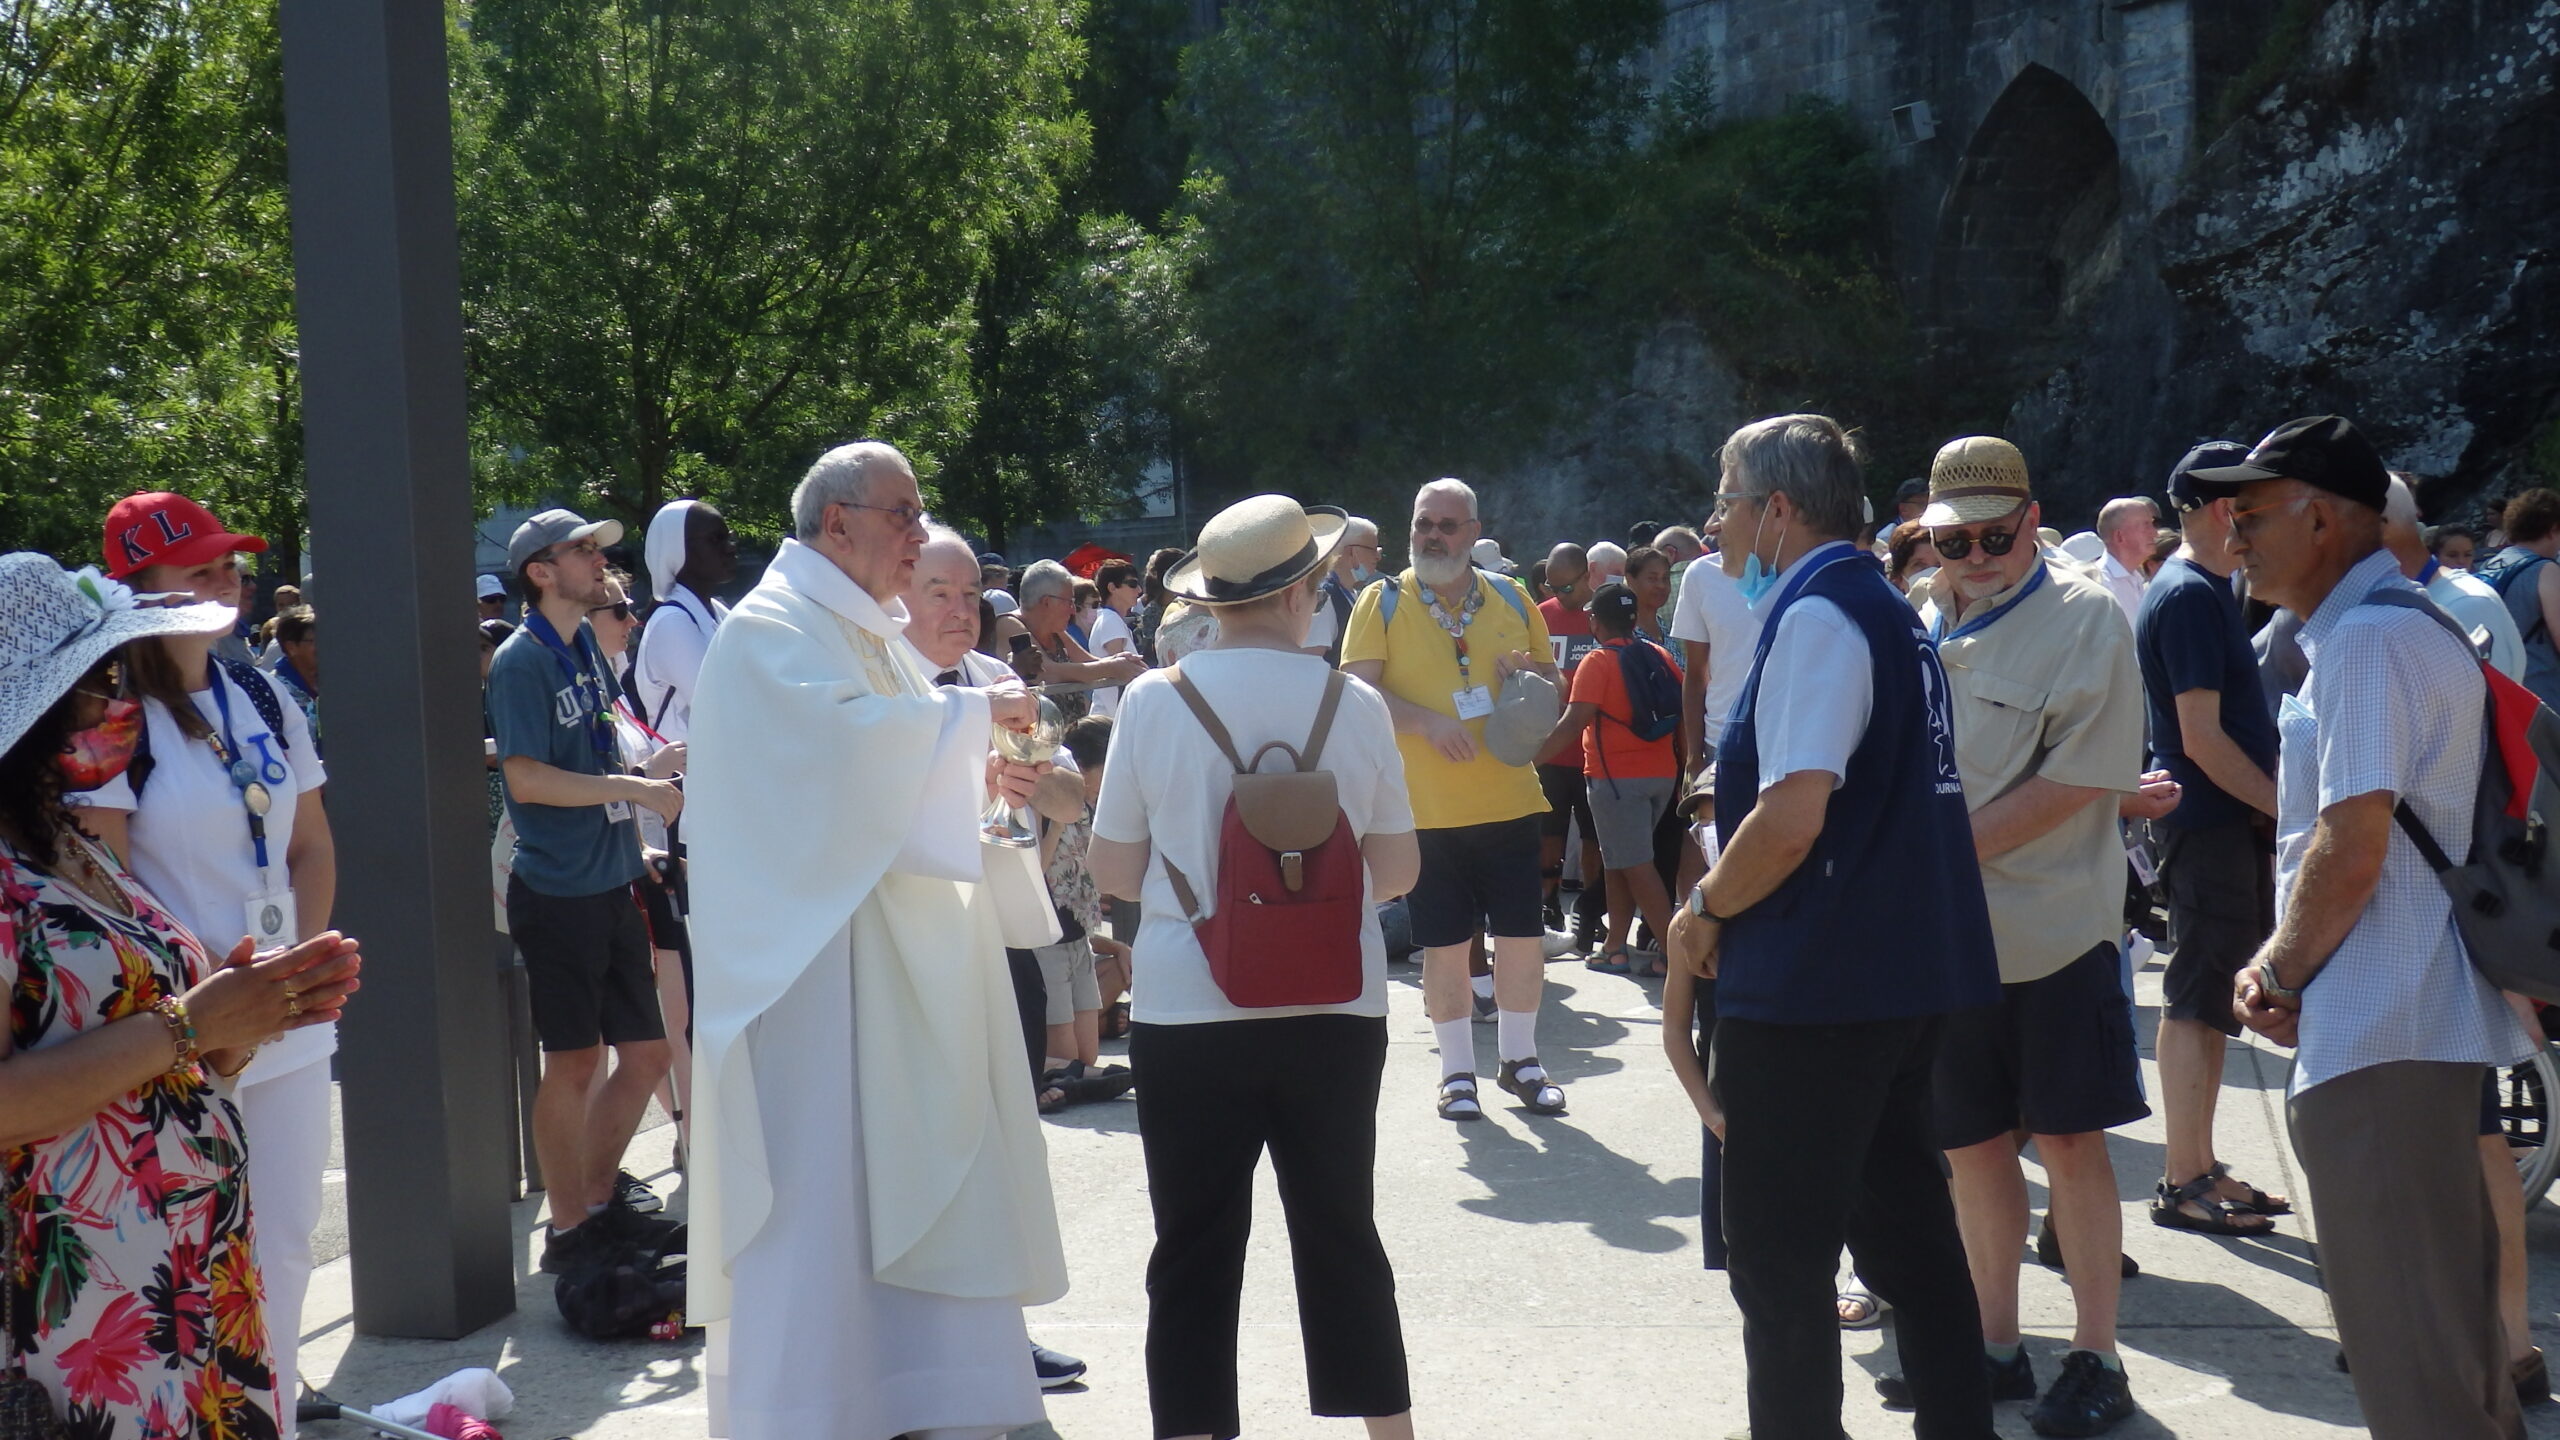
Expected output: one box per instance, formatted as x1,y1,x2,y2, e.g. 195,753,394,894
102,492,268,580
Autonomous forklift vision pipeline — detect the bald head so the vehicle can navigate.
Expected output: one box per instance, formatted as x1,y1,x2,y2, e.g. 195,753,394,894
2098,497,2160,571
905,530,988,667
1545,542,1590,604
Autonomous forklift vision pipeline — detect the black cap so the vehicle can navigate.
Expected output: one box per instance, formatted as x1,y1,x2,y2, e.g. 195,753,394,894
2184,416,2390,510
2164,440,2252,512
1893,477,1929,502
1586,581,1639,628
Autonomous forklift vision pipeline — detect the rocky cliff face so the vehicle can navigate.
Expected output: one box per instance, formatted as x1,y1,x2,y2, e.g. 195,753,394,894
2016,0,2560,523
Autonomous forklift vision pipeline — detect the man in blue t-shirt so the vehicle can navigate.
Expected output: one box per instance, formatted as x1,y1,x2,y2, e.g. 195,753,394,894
490,507,686,1274
2136,445,2286,1239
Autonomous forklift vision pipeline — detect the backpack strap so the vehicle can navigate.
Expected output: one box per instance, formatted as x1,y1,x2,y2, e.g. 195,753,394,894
1164,665,1249,773
2359,587,2485,871
1302,667,1347,769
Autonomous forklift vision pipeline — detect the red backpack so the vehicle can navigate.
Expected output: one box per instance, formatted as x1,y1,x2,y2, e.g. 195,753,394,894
1160,665,1367,1007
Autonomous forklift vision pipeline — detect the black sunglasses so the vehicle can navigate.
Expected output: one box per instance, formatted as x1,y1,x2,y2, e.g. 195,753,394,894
589,602,633,621
1929,507,2030,562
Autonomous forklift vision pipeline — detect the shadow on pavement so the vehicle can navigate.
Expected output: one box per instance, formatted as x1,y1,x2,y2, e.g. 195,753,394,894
1452,1112,1695,1253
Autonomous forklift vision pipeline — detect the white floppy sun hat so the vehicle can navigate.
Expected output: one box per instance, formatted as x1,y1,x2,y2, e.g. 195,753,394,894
0,553,236,755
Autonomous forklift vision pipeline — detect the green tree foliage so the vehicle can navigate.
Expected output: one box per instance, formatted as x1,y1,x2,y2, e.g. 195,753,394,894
0,0,296,568
1168,0,1659,511
451,0,1088,537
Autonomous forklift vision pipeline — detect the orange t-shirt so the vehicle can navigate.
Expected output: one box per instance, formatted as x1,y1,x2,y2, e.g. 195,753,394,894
1570,636,1683,780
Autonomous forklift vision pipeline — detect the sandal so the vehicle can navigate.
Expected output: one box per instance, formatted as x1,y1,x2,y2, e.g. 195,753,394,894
1438,1073,1484,1122
2207,1160,2291,1215
1836,1288,1890,1330
1631,950,1668,979
1038,1069,1073,1115
2151,1172,2277,1237
1067,1062,1136,1104
1586,950,1634,975
1497,1057,1568,1115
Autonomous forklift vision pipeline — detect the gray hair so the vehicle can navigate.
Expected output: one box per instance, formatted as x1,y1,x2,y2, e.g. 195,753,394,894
1016,558,1075,607
1720,414,1865,538
1343,515,1379,545
2097,496,2159,538
1415,478,1478,519
1656,525,1701,556
1586,541,1627,571
792,440,910,541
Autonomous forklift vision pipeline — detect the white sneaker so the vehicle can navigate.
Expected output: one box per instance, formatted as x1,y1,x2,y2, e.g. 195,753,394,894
1542,927,1580,959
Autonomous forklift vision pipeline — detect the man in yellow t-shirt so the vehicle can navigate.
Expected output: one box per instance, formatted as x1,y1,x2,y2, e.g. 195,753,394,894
1343,478,1565,1122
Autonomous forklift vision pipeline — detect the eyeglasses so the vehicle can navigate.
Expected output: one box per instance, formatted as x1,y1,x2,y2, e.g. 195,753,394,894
532,538,602,566
840,499,931,531
1412,516,1473,536
1708,491,1754,522
2230,494,2309,537
1929,506,2032,561
589,602,633,621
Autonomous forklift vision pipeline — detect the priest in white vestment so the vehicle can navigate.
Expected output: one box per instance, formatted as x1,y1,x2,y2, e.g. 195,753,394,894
684,440,1067,1440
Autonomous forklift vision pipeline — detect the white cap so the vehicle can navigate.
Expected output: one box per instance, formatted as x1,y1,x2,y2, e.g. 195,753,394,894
988,590,1021,616
475,573,505,599
1471,537,1511,573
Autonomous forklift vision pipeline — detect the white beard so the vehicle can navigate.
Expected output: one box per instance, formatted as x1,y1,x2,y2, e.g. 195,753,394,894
1413,552,1468,589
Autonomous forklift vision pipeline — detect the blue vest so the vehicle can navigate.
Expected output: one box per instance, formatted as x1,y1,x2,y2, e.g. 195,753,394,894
1712,547,2000,1024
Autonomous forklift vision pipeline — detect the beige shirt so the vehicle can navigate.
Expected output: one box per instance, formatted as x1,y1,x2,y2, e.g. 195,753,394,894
1923,559,2145,983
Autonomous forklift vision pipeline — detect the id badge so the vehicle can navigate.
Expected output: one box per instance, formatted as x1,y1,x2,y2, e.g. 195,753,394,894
244,889,299,949
1452,685,1494,721
604,799,634,824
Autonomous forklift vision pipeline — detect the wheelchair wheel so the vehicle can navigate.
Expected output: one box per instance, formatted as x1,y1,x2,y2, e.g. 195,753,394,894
2493,1045,2560,1210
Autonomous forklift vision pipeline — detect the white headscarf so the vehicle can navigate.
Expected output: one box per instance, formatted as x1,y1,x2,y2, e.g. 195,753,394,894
646,499,700,600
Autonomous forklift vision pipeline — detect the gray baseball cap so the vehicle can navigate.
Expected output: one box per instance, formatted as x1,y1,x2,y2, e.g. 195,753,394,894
506,508,625,572
1483,668,1560,767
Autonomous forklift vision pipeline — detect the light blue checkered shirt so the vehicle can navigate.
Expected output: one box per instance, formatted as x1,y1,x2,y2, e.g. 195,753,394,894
2279,548,2533,1096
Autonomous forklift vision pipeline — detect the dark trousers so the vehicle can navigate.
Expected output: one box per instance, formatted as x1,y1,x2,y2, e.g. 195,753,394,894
1713,1015,1995,1440
1006,947,1046,1086
1131,1014,1409,1440
2292,1060,2522,1440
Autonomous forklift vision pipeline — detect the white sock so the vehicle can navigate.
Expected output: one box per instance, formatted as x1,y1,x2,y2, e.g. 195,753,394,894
1435,1016,1478,1078
1471,973,1495,1000
1497,1007,1539,1064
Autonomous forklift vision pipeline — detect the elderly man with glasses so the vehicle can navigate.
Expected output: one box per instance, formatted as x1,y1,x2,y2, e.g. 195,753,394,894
682,440,1070,1439
1891,437,2178,1437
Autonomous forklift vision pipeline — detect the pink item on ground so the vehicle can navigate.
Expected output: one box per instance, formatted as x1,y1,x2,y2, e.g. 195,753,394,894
423,1403,503,1440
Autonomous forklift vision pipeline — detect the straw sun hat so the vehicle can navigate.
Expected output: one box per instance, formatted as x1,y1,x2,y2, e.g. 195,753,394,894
1918,435,2035,528
1163,495,1351,607
0,553,235,756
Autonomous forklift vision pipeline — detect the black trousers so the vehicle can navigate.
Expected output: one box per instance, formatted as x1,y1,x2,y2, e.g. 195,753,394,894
1130,1014,1410,1440
1006,947,1046,1087
1713,1014,1995,1440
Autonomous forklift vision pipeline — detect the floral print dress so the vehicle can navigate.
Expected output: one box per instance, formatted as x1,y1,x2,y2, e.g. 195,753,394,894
2,838,279,1440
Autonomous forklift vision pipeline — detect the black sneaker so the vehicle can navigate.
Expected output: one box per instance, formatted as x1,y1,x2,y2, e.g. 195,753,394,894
1875,1347,2036,1409
1032,1341,1087,1390
592,1202,686,1256
2037,1214,2139,1278
2029,1350,2135,1437
539,1221,597,1275
613,1169,665,1213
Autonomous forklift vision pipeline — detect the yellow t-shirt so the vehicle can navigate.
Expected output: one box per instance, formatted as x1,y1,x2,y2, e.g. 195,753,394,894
1341,568,1552,830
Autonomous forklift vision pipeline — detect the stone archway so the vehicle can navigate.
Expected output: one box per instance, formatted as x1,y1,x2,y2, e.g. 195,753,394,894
1933,64,2124,339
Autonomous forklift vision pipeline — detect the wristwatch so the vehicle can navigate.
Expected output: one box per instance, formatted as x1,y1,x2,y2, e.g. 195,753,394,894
1685,885,1733,925
2254,961,2303,1004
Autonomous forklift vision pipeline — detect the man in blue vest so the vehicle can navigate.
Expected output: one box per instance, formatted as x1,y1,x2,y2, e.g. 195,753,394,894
1667,413,2001,1440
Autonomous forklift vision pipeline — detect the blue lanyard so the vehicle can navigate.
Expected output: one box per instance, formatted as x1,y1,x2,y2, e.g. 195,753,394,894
206,674,279,870
524,609,621,765
1930,560,2048,646
2419,556,2441,587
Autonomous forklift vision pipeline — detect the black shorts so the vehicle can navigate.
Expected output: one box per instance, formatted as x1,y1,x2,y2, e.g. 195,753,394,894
507,875,665,1052
2158,818,2273,1037
1537,763,1597,843
1409,815,1546,949
1934,942,2151,1149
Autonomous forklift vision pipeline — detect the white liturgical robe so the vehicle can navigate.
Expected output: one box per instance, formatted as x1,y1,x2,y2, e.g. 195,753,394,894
685,539,1065,1439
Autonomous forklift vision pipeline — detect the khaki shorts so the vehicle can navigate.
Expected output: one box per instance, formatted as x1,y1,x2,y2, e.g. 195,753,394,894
1036,935,1101,1025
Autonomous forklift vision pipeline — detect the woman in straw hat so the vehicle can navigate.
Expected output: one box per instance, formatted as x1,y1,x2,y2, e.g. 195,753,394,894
1090,495,1423,1440
0,553,362,1440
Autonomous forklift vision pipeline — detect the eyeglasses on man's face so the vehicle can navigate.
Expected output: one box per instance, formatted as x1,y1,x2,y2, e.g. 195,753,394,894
1412,516,1473,537
535,538,603,567
840,499,930,531
1708,491,1756,523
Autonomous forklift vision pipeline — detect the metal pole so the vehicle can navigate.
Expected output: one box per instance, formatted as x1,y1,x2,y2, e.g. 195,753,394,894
279,0,518,1337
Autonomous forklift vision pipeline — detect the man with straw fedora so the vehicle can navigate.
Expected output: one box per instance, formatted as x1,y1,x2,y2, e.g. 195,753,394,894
1091,493,1423,1440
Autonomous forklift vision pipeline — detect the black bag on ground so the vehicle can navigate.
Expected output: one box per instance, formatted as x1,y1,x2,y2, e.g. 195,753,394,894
555,1246,689,1340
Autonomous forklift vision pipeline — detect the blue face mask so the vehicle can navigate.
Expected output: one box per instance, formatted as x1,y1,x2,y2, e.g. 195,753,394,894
1737,509,1788,607
1349,563,1375,586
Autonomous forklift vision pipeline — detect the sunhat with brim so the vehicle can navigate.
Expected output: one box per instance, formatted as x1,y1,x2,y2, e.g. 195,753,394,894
0,553,235,756
1918,436,2035,528
1164,496,1350,607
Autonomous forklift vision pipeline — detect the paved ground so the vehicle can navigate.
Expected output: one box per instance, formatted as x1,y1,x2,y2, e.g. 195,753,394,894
300,947,2560,1438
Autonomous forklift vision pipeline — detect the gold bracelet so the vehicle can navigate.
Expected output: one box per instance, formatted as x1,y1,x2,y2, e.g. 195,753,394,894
149,996,200,1075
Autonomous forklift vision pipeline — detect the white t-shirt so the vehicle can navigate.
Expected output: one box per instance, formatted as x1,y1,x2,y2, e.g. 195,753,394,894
1667,558,1764,750
632,584,728,742
79,665,335,1081
1085,606,1134,718
1091,648,1413,1025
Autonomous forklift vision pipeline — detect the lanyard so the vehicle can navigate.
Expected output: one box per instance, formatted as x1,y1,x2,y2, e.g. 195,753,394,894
1422,577,1486,681
525,609,621,766
1930,560,2048,646
205,674,280,871
2419,556,2441,587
